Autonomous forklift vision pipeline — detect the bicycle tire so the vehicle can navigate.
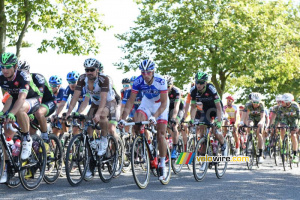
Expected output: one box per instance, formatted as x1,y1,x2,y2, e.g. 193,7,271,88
122,137,131,173
246,134,254,170
159,142,171,185
171,137,184,174
98,135,118,183
288,139,292,170
193,138,208,182
19,134,46,191
282,137,287,171
131,136,150,189
43,134,63,184
65,134,88,186
114,137,124,178
186,136,196,170
0,143,4,179
215,141,228,179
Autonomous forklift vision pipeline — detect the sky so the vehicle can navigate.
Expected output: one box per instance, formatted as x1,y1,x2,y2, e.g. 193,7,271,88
5,0,141,92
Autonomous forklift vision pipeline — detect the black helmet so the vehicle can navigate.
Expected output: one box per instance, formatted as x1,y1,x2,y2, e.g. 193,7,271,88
122,78,130,84
18,60,30,72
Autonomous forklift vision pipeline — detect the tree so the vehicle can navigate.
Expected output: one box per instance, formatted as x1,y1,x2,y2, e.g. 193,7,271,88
0,0,110,57
116,0,300,100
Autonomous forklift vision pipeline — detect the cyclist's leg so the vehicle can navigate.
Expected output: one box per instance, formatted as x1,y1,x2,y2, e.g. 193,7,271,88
107,100,119,140
256,120,264,159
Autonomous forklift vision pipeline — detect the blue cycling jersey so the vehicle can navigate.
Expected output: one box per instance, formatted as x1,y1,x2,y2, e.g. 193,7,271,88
53,88,65,103
63,86,88,111
122,88,143,108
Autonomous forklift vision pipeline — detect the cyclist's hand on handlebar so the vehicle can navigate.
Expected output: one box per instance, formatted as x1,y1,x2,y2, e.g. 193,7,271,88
216,121,222,129
189,119,194,126
149,116,157,125
6,112,16,123
170,118,177,125
0,111,4,117
239,121,244,127
118,119,126,128
28,114,35,121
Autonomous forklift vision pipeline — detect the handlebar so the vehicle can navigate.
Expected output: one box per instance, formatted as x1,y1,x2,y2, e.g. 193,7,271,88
124,121,150,126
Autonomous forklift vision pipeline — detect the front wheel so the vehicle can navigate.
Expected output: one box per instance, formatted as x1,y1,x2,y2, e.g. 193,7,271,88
171,137,184,174
114,137,124,178
131,136,150,189
193,138,208,182
159,142,171,185
215,141,228,179
246,134,254,170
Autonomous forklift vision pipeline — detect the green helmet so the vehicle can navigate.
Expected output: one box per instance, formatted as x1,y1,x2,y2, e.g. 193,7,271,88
195,71,208,81
0,52,18,67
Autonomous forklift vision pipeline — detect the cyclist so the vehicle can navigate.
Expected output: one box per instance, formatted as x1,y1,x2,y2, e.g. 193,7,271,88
120,78,130,100
240,92,265,163
165,75,184,159
272,93,299,163
49,75,66,138
118,59,169,181
55,71,90,135
0,53,41,183
18,61,56,146
65,58,116,179
189,71,226,171
223,95,239,155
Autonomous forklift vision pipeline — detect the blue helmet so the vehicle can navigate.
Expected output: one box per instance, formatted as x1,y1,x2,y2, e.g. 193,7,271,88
130,76,137,82
49,75,62,85
67,71,80,82
138,59,155,71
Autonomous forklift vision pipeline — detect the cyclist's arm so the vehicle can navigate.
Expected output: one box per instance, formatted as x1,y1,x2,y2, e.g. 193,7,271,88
9,92,27,115
259,112,265,124
153,92,168,119
171,89,181,119
2,95,12,113
190,102,197,121
95,91,108,116
78,94,90,114
215,101,222,123
67,90,83,115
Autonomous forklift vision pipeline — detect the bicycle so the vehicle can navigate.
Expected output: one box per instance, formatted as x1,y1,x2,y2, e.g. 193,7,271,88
223,123,236,156
193,121,228,182
245,126,259,170
0,117,46,190
238,126,247,156
125,121,171,189
185,122,200,170
269,127,281,166
278,126,294,171
30,120,63,184
65,114,118,186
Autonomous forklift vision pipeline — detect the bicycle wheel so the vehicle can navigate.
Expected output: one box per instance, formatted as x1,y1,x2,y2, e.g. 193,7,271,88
19,134,46,191
159,142,171,185
114,137,124,178
65,134,88,186
44,134,63,184
193,138,208,182
131,136,150,189
5,162,21,188
288,139,292,170
99,135,118,183
274,137,281,166
215,141,228,179
0,143,4,178
281,138,288,171
246,134,254,170
171,137,184,174
122,136,132,173
186,137,196,170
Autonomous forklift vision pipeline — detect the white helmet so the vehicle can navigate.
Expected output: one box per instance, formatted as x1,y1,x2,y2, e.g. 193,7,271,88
275,95,282,102
84,58,100,68
282,93,294,103
251,92,261,102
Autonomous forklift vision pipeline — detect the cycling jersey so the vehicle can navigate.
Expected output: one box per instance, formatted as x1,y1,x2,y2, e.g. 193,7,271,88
75,73,114,105
244,101,265,122
53,88,65,103
31,73,54,103
277,102,299,128
132,73,169,124
168,86,184,111
0,70,41,100
122,88,143,118
270,105,281,125
224,105,238,123
2,92,10,104
62,85,87,111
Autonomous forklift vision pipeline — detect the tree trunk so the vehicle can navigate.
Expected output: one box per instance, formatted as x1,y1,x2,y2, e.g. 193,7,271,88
15,0,31,57
0,0,6,54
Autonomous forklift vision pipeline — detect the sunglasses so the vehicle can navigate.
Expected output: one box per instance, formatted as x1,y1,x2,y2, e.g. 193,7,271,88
141,70,153,75
123,84,130,88
252,101,260,104
130,82,133,86
50,84,59,88
68,81,77,84
196,80,206,85
0,64,14,69
85,68,96,72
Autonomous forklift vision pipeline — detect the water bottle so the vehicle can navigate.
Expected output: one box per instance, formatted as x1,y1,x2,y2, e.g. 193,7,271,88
12,139,21,156
6,137,14,150
148,140,153,153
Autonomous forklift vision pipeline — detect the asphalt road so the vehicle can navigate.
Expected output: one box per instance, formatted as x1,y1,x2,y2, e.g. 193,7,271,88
0,157,299,200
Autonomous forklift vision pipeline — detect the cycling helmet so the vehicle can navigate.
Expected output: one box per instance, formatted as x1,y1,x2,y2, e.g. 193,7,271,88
282,93,294,103
122,78,130,84
297,97,300,104
138,59,155,71
226,95,234,101
67,71,80,82
251,92,262,102
130,76,138,82
165,75,174,85
49,75,62,85
195,71,208,82
275,94,282,102
84,58,100,69
18,60,30,72
0,52,18,67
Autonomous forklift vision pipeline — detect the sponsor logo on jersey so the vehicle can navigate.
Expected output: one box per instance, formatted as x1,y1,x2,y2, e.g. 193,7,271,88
39,87,44,93
25,84,29,90
20,71,31,81
35,74,45,84
205,93,209,96
14,81,19,87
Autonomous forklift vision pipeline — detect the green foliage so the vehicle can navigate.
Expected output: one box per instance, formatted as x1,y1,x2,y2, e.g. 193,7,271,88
116,0,300,102
2,0,110,56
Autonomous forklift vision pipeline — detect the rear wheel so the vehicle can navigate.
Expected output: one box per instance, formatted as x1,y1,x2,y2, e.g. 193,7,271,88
186,136,196,170
159,144,171,185
171,137,184,174
43,134,63,184
114,137,124,178
215,141,228,179
19,134,46,191
122,137,132,173
193,138,208,182
98,135,118,183
246,134,254,170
